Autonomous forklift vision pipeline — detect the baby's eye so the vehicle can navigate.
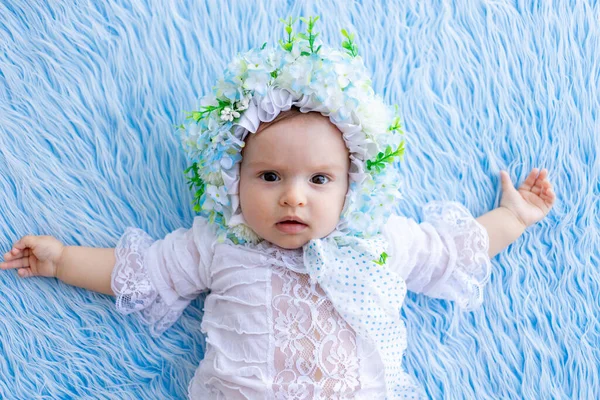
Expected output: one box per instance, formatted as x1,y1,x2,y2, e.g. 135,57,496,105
260,172,280,182
311,174,329,184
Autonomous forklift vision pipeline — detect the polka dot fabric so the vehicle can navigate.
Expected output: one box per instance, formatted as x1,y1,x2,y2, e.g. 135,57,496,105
304,235,426,399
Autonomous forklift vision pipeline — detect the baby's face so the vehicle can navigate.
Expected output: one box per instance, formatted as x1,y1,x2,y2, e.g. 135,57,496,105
239,112,350,249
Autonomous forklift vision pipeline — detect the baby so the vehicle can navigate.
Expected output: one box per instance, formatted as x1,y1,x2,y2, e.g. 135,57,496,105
0,17,555,400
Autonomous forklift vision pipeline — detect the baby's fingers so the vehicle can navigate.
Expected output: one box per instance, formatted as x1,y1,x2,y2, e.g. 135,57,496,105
3,247,22,261
16,268,34,278
2,237,35,261
520,168,540,192
540,183,556,206
1,239,31,269
531,168,552,196
0,255,30,270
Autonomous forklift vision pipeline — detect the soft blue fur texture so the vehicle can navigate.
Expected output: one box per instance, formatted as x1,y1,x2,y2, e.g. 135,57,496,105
0,0,598,398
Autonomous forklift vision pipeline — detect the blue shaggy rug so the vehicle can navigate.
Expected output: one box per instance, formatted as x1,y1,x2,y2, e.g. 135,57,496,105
0,0,598,399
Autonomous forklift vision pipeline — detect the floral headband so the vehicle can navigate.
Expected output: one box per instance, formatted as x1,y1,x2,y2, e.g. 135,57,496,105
178,16,405,245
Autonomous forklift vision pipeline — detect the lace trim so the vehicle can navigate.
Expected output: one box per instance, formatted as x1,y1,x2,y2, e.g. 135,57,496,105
423,201,492,310
253,241,305,272
112,227,180,337
271,266,360,399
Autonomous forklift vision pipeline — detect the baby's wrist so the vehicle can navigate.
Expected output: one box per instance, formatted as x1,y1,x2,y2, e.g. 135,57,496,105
499,206,528,231
55,244,67,280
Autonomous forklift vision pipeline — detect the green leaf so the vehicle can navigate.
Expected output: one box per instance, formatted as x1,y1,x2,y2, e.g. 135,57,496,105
341,28,349,38
279,17,287,24
316,44,322,53
297,33,309,40
285,25,292,34
373,251,389,265
191,111,203,122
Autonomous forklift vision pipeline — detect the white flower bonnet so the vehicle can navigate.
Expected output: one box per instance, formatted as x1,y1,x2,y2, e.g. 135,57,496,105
179,16,406,245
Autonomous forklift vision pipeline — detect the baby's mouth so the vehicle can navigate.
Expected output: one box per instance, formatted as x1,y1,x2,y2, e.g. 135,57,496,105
275,220,309,234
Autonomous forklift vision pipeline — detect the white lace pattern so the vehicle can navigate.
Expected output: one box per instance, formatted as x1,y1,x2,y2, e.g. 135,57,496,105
271,266,360,399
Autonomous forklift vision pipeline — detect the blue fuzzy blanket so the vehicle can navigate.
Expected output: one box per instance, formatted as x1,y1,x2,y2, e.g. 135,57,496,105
0,1,598,398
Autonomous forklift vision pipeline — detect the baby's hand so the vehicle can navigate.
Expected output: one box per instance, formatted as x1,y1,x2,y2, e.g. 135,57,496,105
1,236,64,278
499,168,556,228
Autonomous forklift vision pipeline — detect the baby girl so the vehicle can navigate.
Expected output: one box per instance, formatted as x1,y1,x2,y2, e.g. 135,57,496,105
0,17,555,399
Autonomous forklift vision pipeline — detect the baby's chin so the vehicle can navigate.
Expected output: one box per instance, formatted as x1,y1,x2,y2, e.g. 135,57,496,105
267,230,336,250
257,224,340,250
268,237,310,250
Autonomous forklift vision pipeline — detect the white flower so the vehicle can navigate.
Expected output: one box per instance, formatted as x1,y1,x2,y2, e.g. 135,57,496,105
220,154,234,169
185,122,201,142
334,62,353,88
226,57,248,78
323,84,345,112
220,107,240,122
201,196,217,212
203,184,229,213
277,58,312,92
236,95,251,111
215,77,243,102
229,224,262,244
354,96,392,137
243,70,271,95
201,171,224,186
207,184,229,205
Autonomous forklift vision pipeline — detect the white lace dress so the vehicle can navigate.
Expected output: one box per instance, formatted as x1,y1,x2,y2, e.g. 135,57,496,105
112,201,491,399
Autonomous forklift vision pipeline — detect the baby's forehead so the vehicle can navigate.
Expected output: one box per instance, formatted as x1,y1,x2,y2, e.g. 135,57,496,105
250,113,345,146
244,137,349,172
241,112,350,169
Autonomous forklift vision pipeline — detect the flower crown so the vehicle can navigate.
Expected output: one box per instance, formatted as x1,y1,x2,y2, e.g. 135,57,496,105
178,16,405,245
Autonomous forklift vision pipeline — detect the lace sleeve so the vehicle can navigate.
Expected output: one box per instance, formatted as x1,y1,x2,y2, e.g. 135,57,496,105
111,217,215,336
383,201,492,310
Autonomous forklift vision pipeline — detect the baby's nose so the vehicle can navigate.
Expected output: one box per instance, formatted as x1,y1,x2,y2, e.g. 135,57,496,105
280,182,307,207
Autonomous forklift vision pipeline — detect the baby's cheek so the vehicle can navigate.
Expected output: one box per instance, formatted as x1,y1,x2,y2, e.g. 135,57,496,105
324,194,346,228
336,186,350,213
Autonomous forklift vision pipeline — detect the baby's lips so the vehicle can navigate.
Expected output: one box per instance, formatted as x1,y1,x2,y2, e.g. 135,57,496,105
276,216,308,225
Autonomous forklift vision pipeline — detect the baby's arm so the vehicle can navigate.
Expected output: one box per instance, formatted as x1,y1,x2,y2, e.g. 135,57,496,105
1,236,115,295
476,168,555,258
